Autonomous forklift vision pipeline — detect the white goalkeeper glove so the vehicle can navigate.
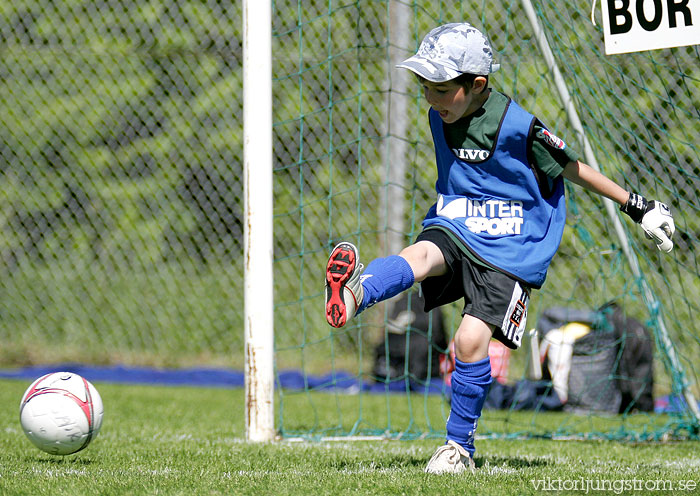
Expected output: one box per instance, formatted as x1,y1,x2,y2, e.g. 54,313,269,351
620,193,675,253
641,201,675,252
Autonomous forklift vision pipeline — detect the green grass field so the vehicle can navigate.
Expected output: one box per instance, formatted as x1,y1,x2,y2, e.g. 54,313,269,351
1,379,698,495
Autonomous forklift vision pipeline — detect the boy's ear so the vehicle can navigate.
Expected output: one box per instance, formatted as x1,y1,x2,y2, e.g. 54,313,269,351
472,76,488,93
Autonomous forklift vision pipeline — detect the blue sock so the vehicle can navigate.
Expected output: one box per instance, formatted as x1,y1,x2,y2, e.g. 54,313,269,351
446,357,492,457
358,255,415,313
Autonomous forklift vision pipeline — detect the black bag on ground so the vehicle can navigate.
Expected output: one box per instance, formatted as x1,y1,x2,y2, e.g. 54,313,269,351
538,304,654,414
372,291,447,382
566,322,621,414
538,306,621,414
600,302,654,413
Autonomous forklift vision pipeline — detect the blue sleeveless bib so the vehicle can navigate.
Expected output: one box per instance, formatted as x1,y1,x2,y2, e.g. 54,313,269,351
422,98,566,288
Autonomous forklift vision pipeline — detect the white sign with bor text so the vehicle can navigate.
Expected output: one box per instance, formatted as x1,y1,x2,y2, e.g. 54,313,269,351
601,0,700,54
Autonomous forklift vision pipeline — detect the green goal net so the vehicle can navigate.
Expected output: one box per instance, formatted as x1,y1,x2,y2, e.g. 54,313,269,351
270,0,700,441
1,1,698,442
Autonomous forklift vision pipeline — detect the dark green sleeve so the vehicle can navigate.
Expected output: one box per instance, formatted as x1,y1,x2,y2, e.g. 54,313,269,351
530,121,580,179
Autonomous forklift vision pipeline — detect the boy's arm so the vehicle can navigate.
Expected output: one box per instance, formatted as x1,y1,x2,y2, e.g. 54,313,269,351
562,160,675,252
561,160,629,205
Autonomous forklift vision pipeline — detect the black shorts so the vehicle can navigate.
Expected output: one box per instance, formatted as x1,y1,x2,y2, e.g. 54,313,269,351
416,228,530,349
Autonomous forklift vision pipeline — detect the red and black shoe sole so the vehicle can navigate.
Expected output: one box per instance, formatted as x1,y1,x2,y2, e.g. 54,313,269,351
325,243,357,328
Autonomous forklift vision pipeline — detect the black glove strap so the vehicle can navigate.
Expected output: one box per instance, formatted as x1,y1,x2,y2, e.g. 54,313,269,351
620,192,648,223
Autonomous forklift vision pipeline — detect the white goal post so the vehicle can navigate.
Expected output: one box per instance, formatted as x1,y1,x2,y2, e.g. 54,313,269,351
242,0,275,442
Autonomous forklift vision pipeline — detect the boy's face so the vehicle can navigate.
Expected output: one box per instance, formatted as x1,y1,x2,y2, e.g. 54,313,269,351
420,78,485,123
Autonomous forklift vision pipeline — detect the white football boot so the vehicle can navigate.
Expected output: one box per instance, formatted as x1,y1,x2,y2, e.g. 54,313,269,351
424,440,476,474
325,242,364,328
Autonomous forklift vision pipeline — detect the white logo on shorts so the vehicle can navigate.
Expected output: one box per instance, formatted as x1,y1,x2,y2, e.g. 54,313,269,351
501,284,529,347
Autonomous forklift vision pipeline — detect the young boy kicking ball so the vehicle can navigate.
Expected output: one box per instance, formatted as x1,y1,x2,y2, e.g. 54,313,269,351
324,23,674,474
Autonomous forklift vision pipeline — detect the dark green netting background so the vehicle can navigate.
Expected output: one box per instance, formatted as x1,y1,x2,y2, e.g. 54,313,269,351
1,1,698,440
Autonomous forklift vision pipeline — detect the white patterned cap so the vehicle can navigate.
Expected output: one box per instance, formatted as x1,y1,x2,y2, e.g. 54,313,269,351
397,23,500,81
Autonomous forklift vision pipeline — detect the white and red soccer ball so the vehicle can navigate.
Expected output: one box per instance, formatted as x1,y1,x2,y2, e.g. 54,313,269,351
19,372,104,455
